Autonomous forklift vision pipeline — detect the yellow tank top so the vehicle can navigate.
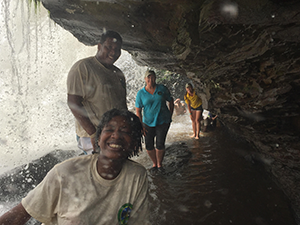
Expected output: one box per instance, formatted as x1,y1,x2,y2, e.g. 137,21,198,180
184,90,202,108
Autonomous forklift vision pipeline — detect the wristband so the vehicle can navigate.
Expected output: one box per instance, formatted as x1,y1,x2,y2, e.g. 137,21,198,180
90,132,97,139
189,112,192,115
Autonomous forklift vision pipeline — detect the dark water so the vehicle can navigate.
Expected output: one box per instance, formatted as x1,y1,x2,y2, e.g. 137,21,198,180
136,122,296,225
0,115,296,225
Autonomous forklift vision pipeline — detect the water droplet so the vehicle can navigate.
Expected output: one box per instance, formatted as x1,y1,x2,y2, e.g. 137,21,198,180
221,3,239,18
204,200,212,208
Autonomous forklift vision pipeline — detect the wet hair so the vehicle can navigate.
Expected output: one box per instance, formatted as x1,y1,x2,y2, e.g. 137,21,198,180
99,30,123,45
94,108,143,157
184,83,194,96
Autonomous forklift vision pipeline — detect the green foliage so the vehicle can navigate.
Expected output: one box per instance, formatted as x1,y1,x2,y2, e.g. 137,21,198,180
28,0,41,13
149,69,191,100
151,69,176,83
211,80,220,89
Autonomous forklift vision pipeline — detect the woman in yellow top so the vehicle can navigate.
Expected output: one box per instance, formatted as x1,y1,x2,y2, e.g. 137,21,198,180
184,83,203,139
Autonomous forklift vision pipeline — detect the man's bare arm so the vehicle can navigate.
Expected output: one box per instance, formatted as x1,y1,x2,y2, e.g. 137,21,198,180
68,94,97,150
67,94,96,136
0,203,31,225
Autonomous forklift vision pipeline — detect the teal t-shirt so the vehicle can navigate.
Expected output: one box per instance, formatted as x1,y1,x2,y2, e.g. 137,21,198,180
135,84,172,127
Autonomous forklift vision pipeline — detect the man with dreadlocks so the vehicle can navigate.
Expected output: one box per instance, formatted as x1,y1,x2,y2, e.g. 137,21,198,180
0,109,150,225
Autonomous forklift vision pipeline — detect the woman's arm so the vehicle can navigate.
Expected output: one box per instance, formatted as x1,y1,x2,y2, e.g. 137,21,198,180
135,107,143,125
187,103,192,114
168,97,174,117
0,203,31,225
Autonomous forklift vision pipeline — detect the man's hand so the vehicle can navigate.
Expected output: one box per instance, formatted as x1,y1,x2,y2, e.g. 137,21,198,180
91,136,96,152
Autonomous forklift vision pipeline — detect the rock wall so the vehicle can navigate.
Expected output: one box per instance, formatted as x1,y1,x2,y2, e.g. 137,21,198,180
40,0,300,222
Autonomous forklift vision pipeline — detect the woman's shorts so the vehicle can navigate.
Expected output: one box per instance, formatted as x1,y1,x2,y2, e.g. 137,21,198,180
191,105,203,111
143,123,170,151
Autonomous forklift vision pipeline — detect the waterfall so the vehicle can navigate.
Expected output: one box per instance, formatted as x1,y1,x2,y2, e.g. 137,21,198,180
0,0,146,174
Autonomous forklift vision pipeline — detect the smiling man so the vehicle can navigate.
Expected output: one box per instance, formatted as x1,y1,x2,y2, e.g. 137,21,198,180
67,30,127,154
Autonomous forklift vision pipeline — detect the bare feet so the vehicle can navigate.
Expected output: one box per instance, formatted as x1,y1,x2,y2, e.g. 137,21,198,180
190,134,196,138
195,136,200,139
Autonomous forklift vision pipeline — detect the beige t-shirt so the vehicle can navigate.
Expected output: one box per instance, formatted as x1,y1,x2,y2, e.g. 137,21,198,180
67,56,127,137
22,155,150,225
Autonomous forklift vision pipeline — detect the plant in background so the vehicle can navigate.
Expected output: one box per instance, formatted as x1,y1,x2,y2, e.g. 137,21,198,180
150,69,191,100
28,0,41,13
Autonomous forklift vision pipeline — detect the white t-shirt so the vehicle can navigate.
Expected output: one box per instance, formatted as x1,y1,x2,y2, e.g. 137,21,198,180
67,56,127,137
22,154,150,225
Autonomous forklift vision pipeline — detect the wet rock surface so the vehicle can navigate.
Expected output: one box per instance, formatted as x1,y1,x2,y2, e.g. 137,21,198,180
39,0,300,222
0,150,79,203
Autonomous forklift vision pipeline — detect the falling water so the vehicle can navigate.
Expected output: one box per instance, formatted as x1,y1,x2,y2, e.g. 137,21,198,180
0,0,146,174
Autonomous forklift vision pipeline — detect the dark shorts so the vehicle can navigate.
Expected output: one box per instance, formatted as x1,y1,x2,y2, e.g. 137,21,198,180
143,123,171,151
191,105,203,111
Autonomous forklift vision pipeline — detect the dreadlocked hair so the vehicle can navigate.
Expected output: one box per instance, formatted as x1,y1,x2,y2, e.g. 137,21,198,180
94,108,143,158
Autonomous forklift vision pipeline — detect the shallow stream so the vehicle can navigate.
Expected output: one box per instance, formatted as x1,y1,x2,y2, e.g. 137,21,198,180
135,114,296,225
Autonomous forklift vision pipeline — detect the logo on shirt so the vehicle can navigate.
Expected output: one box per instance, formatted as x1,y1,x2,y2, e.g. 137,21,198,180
157,91,162,95
118,203,133,224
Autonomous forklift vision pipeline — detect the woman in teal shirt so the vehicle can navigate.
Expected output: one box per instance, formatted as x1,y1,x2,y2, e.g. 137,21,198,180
135,70,174,173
